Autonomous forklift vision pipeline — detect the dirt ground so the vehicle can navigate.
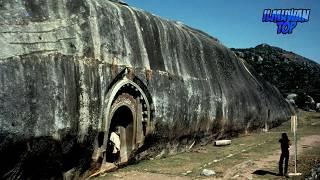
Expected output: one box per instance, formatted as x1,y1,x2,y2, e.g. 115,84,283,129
222,134,320,179
95,110,320,180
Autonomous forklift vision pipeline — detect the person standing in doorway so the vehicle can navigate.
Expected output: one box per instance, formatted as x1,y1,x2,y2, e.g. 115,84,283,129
278,133,291,177
109,127,121,163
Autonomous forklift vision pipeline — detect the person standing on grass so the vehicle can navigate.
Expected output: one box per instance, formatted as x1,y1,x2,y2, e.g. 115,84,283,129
278,133,291,177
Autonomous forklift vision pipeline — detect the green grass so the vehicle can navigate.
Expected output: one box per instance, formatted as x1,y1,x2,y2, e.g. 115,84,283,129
97,110,320,179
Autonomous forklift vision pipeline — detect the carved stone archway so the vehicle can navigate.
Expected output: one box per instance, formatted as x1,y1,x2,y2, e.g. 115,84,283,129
98,69,153,164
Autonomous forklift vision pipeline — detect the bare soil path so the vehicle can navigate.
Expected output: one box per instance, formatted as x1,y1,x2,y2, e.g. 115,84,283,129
222,134,320,179
95,111,320,180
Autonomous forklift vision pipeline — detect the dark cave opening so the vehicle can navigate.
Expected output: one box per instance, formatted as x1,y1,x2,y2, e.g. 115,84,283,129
106,106,134,163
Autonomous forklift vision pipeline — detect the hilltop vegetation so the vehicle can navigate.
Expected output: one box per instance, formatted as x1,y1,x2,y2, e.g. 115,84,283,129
232,44,320,110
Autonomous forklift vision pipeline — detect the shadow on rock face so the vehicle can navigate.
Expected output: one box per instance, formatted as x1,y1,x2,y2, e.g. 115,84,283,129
0,133,94,180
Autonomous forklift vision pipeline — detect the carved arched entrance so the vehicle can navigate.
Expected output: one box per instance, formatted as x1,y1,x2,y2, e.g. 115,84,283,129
97,68,153,164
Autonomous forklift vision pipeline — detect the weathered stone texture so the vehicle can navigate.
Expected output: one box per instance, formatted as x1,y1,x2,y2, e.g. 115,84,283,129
0,0,293,178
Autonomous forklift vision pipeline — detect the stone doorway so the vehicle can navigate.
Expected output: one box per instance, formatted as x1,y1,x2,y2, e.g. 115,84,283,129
108,94,137,163
96,72,153,166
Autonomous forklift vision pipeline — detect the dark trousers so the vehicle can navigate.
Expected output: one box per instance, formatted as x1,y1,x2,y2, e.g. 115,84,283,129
279,152,289,175
112,151,120,163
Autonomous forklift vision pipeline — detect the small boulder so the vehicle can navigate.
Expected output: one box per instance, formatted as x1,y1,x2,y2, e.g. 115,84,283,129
214,140,231,146
201,169,216,176
182,170,192,176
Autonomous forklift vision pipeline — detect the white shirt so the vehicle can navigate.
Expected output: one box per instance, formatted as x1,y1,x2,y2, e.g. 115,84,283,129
110,132,120,153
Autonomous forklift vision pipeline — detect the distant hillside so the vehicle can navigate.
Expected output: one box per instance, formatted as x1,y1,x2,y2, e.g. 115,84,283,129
231,44,320,108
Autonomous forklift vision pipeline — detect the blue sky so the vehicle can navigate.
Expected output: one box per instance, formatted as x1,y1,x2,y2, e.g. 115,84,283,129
126,0,320,63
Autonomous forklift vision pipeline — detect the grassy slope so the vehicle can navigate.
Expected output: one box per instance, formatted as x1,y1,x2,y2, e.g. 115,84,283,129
98,110,320,179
